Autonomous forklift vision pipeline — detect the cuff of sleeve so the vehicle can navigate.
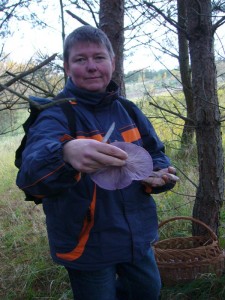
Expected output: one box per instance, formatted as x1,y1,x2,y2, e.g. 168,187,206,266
144,185,152,194
74,172,81,182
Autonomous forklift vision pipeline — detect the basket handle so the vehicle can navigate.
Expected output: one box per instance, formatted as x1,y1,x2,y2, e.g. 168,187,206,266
158,216,217,241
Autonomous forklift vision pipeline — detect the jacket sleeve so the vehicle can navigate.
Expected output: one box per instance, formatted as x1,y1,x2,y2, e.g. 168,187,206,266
124,100,176,194
16,105,79,198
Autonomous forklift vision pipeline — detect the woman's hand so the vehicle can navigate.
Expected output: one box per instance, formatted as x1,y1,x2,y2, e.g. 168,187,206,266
142,166,179,188
63,139,128,173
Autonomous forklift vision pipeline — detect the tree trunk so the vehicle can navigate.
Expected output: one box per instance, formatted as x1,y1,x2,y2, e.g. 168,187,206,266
177,0,195,148
187,0,224,235
99,0,125,96
59,0,67,84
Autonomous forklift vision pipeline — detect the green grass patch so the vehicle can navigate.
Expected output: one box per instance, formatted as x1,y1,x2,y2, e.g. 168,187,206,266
161,274,225,299
0,135,22,193
0,135,73,299
0,187,73,299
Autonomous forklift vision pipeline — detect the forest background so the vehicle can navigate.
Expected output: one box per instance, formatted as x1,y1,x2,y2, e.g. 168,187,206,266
1,0,225,299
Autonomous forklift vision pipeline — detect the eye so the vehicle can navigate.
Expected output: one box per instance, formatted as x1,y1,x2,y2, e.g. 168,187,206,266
95,55,106,62
74,57,86,64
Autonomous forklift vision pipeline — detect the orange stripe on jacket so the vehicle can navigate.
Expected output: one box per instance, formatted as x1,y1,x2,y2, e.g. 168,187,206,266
121,128,141,143
21,163,66,189
60,134,74,142
56,185,97,261
76,134,103,142
70,101,77,105
27,169,81,199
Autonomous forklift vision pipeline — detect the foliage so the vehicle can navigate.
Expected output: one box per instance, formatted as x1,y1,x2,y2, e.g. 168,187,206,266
0,57,65,120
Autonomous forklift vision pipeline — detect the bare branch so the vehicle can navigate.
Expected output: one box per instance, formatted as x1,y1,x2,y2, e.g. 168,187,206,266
28,97,76,110
212,16,225,32
146,94,192,123
5,71,55,97
143,1,184,32
0,84,30,102
0,53,57,92
65,10,90,26
82,0,99,27
0,83,77,111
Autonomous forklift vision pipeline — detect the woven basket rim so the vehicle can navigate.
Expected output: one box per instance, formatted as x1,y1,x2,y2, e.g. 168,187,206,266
157,216,217,241
154,216,224,262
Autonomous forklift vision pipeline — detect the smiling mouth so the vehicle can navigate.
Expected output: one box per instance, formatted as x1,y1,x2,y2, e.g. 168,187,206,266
86,77,101,80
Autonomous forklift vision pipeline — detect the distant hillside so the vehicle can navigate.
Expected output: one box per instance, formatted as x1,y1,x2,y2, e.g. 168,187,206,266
125,68,181,99
125,59,225,100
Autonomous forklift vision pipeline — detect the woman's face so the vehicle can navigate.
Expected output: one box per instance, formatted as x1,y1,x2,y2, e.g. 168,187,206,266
64,42,115,93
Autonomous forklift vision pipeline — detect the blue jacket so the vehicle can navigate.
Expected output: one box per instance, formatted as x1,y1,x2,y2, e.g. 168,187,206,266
16,79,173,270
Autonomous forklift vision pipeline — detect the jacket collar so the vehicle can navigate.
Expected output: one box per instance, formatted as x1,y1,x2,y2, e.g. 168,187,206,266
64,78,120,108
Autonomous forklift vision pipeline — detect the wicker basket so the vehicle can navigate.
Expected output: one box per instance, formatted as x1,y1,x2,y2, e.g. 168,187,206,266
153,216,225,286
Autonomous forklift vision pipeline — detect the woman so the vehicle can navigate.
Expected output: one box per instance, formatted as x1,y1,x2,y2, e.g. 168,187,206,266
17,25,178,300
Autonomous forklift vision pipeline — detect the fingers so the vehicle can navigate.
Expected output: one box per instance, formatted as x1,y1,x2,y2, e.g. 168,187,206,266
98,143,128,160
142,166,180,188
142,176,167,187
168,166,176,174
162,173,180,183
82,141,128,170
63,139,128,173
81,150,127,173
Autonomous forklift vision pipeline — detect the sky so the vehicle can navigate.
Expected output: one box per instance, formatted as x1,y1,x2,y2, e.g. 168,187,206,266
3,1,225,73
4,24,178,73
3,1,179,73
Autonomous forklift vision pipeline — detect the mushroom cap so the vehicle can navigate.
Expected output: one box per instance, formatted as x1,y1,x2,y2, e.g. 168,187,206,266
90,142,153,190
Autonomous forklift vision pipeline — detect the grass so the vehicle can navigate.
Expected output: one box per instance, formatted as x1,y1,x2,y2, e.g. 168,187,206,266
1,131,225,299
0,135,72,299
160,274,225,299
0,193,72,299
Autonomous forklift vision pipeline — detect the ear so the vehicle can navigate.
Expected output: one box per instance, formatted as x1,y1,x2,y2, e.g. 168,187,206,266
111,57,116,72
64,62,71,76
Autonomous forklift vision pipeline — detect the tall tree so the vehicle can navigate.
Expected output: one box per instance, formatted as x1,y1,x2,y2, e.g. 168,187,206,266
99,0,125,95
59,0,67,83
187,0,224,235
142,0,225,234
177,0,195,147
142,0,196,148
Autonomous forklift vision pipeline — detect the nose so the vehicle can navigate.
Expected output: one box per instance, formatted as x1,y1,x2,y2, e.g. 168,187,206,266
86,58,97,71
